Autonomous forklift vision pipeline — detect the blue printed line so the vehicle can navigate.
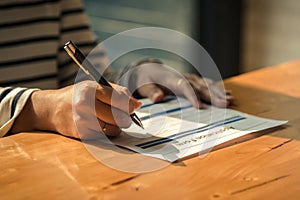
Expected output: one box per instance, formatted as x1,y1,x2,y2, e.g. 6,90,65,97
136,115,242,147
140,105,193,121
173,116,245,140
138,116,245,149
136,116,246,149
140,102,156,109
140,96,177,109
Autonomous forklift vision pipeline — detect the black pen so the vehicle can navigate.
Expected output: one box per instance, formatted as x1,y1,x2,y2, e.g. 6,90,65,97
64,40,144,129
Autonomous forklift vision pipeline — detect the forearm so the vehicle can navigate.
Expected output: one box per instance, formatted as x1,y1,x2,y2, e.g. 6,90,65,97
5,81,142,139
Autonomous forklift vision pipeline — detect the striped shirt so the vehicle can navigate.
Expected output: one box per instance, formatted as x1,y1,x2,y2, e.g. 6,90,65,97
0,0,114,136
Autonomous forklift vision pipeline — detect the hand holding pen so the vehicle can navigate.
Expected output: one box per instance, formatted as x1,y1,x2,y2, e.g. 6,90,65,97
64,40,144,135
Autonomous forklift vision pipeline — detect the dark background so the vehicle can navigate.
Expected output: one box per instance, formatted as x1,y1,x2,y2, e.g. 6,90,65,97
84,0,242,79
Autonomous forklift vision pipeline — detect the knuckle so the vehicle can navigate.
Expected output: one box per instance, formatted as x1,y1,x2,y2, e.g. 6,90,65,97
74,83,98,106
75,83,93,98
73,96,86,106
181,80,191,90
191,74,199,79
79,80,95,90
122,87,129,94
117,86,130,96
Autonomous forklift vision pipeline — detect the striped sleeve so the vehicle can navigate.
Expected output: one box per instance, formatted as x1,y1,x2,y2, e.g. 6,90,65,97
57,0,115,87
0,0,117,89
0,87,39,137
0,0,60,89
0,0,118,137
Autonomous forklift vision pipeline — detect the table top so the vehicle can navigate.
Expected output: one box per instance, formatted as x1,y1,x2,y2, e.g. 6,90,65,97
1,60,300,200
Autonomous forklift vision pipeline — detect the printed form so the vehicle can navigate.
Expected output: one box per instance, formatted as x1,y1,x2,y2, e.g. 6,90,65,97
111,98,287,162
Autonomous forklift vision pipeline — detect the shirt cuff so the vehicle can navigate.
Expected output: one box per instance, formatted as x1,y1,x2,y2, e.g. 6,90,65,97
0,87,39,137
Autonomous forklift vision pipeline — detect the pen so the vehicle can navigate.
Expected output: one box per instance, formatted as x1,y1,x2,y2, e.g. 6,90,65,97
64,40,144,129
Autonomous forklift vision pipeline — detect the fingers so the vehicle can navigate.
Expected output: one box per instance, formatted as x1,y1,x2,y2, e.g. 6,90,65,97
98,120,121,136
225,90,234,104
177,78,202,108
94,99,132,128
95,84,142,114
73,80,142,138
138,84,165,102
75,116,122,138
132,62,234,109
184,74,233,108
74,103,123,138
204,82,233,107
94,83,145,131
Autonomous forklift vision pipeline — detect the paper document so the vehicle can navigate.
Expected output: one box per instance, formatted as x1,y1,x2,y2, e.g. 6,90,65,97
111,97,287,162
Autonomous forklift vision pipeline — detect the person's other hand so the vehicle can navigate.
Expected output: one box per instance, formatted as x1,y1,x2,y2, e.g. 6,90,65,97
132,62,233,108
11,80,142,139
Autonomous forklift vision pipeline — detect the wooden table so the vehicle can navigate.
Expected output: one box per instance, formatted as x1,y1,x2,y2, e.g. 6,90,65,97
1,61,300,200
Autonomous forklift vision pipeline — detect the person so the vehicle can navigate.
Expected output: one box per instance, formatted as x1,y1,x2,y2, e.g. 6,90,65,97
0,0,233,139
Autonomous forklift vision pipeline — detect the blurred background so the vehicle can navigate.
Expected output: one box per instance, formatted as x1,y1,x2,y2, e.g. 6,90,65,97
83,0,300,79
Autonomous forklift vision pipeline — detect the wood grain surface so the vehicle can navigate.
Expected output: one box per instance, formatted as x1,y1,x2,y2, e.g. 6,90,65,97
1,60,299,200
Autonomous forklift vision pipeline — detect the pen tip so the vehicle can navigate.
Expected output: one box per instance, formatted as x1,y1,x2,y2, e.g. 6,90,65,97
131,113,144,129
138,122,144,129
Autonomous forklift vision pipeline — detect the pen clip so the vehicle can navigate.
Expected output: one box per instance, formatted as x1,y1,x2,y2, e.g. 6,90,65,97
64,41,91,76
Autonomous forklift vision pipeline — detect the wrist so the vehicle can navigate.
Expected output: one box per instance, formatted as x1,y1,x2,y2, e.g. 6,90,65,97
11,90,57,133
31,90,58,132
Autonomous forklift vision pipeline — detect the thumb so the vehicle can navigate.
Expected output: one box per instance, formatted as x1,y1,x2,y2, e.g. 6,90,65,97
139,84,165,102
129,96,143,111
